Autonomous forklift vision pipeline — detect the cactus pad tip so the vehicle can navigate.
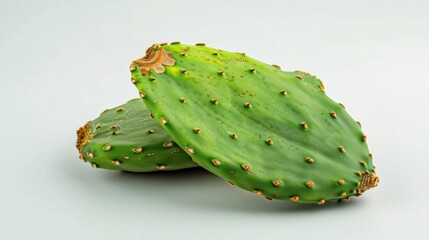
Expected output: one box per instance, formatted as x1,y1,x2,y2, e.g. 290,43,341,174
76,121,93,159
359,171,380,194
131,44,175,75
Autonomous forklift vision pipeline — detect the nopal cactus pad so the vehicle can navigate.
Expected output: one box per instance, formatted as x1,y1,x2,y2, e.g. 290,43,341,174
130,43,379,203
76,98,197,172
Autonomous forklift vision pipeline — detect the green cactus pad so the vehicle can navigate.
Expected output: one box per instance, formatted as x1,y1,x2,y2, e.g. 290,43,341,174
129,43,379,203
76,98,198,172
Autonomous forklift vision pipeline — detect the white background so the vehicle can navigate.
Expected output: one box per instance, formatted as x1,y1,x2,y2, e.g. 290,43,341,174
1,0,428,239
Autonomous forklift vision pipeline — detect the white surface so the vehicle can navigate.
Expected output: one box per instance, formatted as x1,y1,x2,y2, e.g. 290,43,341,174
1,0,428,239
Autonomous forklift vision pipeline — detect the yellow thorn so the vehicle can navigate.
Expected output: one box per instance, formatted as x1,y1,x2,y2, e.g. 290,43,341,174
139,91,146,98
160,117,168,125
272,180,282,187
133,147,143,154
241,164,250,171
290,196,299,202
162,142,173,148
254,190,263,196
244,102,253,108
212,159,221,166
157,164,166,170
185,146,195,154
210,99,219,105
102,145,112,151
147,129,155,134
230,133,238,139
305,181,314,188
300,122,308,129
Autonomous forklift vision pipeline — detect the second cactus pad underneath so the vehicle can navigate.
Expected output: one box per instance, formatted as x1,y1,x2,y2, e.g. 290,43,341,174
130,43,379,203
76,98,197,172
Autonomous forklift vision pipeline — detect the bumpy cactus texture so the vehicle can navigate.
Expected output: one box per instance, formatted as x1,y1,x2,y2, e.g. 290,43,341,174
76,98,197,172
129,42,379,203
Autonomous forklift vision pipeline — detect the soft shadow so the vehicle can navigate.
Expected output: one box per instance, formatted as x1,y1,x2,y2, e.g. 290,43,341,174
102,168,365,214
61,149,364,214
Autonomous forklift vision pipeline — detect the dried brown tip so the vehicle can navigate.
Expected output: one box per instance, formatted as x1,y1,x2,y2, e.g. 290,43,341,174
76,121,94,160
131,44,175,76
359,171,380,193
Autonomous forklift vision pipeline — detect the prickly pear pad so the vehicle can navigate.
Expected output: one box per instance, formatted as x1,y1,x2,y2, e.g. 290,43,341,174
130,43,378,203
76,98,197,172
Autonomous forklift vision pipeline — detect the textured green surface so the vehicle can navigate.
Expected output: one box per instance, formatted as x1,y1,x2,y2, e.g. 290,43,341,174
76,98,197,172
130,43,377,203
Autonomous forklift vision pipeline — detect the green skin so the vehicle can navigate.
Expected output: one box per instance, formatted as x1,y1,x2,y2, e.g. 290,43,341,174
130,43,378,203
76,98,198,172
